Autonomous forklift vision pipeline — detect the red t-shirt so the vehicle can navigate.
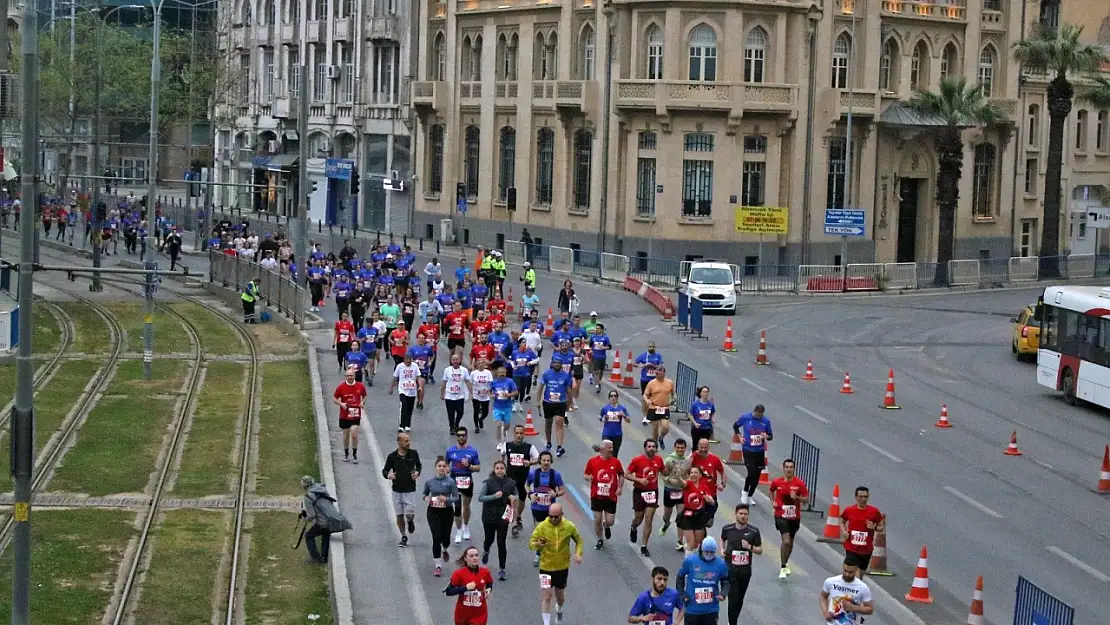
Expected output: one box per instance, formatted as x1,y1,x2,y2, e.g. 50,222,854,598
487,299,506,315
841,504,884,553
389,329,409,357
626,454,665,491
470,343,496,364
333,381,366,421
584,455,624,501
769,476,809,520
445,311,469,340
690,452,725,492
487,313,506,328
334,320,355,344
682,477,712,513
418,323,440,343
469,319,492,341
449,566,494,624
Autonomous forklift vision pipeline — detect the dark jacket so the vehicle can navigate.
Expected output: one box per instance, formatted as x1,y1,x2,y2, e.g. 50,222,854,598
478,474,517,524
382,448,422,493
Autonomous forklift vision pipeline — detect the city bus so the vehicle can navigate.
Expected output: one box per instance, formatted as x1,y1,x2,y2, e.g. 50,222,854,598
1036,285,1110,407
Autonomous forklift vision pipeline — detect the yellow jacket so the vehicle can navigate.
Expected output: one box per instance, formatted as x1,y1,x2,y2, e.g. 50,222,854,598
528,517,584,571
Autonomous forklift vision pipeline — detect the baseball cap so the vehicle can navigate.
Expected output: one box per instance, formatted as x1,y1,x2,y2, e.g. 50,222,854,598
589,311,598,317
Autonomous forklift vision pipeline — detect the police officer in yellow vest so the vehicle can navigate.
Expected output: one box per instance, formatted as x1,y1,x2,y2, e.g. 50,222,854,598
242,279,260,324
480,252,495,288
520,262,536,290
491,252,506,290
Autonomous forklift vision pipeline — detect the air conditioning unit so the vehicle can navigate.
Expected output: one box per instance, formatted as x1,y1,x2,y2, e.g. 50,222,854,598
327,65,342,80
267,139,281,152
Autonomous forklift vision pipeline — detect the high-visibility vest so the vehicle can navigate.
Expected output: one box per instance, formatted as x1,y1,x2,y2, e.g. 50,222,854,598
523,268,536,288
242,282,257,303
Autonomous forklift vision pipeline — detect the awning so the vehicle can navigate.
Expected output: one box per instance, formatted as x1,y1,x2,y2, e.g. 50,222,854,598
878,103,949,127
265,153,299,172
283,129,299,141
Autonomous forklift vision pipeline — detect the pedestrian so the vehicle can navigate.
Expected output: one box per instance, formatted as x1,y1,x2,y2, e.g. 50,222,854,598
382,432,422,547
424,457,462,577
557,279,576,316
299,476,352,563
719,504,762,625
166,227,182,270
477,459,516,580
732,405,773,505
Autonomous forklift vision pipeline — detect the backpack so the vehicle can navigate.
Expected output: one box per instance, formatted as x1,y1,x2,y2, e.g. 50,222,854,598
311,493,353,533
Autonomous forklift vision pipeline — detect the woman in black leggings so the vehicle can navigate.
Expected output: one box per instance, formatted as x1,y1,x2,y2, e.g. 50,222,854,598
477,460,516,579
422,457,461,577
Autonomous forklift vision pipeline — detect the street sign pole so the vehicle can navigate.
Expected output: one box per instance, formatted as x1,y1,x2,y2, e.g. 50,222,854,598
841,9,857,271
757,233,764,291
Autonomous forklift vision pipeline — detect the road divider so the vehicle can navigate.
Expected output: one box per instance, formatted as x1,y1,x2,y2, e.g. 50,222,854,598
1004,431,1023,456
755,330,770,365
840,372,855,394
881,368,901,409
935,404,953,428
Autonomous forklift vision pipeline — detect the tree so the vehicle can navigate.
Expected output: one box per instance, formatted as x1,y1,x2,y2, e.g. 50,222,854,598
1012,24,1108,276
1082,76,1110,110
907,77,1004,285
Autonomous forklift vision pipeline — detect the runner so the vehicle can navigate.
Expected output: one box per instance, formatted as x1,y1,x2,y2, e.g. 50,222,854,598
381,295,402,338
504,425,540,538
526,451,565,566
689,386,716,449
528,502,584,625
626,439,665,557
733,404,773,505
584,439,624,550
689,438,726,528
599,391,632,458
445,301,471,354
469,332,497,370
643,366,675,450
333,271,353,319
510,338,539,407
469,358,494,434
410,333,436,411
344,340,370,383
388,351,422,432
477,460,516,580
333,311,356,373
444,546,495,625
568,337,586,410
441,353,473,432
389,320,410,366
489,365,519,451
820,560,874,624
839,486,885,579
676,537,729,625
538,359,573,457
332,366,367,463
383,432,422,547
769,458,809,579
719,504,762,625
660,438,691,552
423,457,462,576
628,566,684,625
588,324,612,393
355,317,380,383
677,465,715,554
634,343,664,426
446,427,482,543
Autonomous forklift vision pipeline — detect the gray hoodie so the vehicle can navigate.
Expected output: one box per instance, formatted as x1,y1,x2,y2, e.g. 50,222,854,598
302,483,332,524
422,475,461,506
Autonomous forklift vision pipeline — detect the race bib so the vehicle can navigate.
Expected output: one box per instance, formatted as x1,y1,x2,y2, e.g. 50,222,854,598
573,357,583,365
700,410,712,418
640,491,657,504
549,392,562,402
781,505,798,519
448,383,463,394
497,391,510,400
749,434,763,446
606,411,622,422
416,360,427,369
694,587,714,604
462,591,483,607
394,338,404,346
596,482,612,497
339,331,350,341
502,505,514,523
655,406,667,415
731,550,751,566
431,496,447,508
534,492,552,506
509,453,526,467
346,407,361,419
649,620,667,625
539,574,553,590
593,342,603,350
455,475,472,489
475,389,491,401
516,358,527,367
851,530,868,546
400,379,417,391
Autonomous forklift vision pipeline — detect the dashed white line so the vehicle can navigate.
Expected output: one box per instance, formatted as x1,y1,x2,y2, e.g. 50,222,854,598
1047,546,1110,582
942,486,1004,519
720,353,732,368
778,371,796,379
741,377,768,392
1034,459,1055,470
859,439,904,463
795,405,830,424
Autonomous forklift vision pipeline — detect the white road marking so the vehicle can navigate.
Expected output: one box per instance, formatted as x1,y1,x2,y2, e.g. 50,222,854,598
795,405,830,424
1047,546,1110,582
741,377,768,392
778,371,796,379
1034,459,1055,470
644,327,657,332
720,353,732,368
942,486,1004,519
859,439,904,463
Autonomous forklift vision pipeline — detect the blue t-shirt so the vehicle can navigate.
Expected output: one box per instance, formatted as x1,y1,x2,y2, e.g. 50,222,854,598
488,331,512,361
408,345,434,374
677,553,729,615
356,327,379,353
446,445,481,478
455,267,470,284
551,329,572,347
629,588,683,625
636,351,664,382
436,293,456,310
589,335,612,360
511,349,537,378
334,280,353,301
470,284,488,309
690,400,715,431
550,350,575,368
456,288,471,309
540,369,572,404
344,350,369,371
527,468,564,511
490,378,518,410
522,294,540,312
307,267,326,284
734,413,773,453
600,403,629,438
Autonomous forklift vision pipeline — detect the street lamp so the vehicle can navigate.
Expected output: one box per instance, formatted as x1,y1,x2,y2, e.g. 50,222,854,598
800,3,822,265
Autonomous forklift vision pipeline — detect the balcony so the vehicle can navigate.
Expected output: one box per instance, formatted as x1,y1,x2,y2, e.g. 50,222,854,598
411,81,447,112
989,97,1018,119
335,17,352,40
981,9,1005,31
367,15,399,40
309,104,331,124
838,89,878,116
459,81,482,105
881,0,966,21
743,84,799,112
494,81,520,102
254,24,275,44
273,97,296,119
336,104,355,123
306,20,323,43
0,73,20,119
614,80,798,115
281,23,296,40
554,80,598,114
533,80,555,102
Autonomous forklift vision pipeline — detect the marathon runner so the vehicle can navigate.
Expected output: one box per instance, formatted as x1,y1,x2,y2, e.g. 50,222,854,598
469,358,494,434
444,546,494,625
677,465,715,555
423,457,462,576
633,343,664,426
626,439,665,557
389,351,422,432
528,502,584,625
344,340,370,383
446,428,482,544
477,460,516,580
643,366,675,450
840,486,885,579
769,458,809,579
688,386,716,449
332,366,366,463
600,390,632,458
503,425,539,538
382,432,422,547
584,439,624,550
820,560,874,624
628,566,683,625
676,537,729,625
719,504,762,625
733,404,773,505
489,365,519,451
333,311,355,373
441,353,473,432
588,324,612,393
659,438,691,552
526,451,565,566
538,359,573,457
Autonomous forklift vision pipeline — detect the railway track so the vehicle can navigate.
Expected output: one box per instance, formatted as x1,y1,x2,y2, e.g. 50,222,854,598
0,301,75,430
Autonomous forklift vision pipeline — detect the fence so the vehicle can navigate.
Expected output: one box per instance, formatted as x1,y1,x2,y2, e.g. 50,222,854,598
208,250,306,325
1013,576,1073,625
688,298,708,340
673,361,698,425
789,434,821,513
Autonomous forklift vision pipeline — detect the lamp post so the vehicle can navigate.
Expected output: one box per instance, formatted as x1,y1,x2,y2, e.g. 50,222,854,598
146,0,165,220
800,3,822,265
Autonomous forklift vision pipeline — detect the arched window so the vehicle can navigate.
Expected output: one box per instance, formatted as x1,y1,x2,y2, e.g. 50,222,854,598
573,129,593,209
878,39,897,91
645,25,663,80
687,24,717,82
534,32,556,80
940,43,958,80
461,35,474,81
977,46,995,97
1097,110,1108,152
427,124,444,194
832,33,851,89
464,125,481,198
431,33,446,81
580,27,595,80
910,41,929,91
240,0,252,24
507,34,519,80
471,35,483,81
743,27,767,83
498,127,516,201
971,143,996,219
1076,110,1089,151
536,128,555,204
1027,104,1040,148
261,0,274,24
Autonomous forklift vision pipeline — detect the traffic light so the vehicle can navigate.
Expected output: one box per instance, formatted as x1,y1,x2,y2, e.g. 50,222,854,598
350,175,360,196
507,187,517,212
311,180,319,193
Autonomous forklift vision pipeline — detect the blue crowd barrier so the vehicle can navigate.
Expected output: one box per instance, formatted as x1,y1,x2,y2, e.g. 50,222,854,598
688,298,708,341
675,291,689,329
673,361,698,424
1013,576,1073,625
790,433,821,513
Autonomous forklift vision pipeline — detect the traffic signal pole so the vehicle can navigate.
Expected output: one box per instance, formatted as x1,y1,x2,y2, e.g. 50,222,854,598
293,55,309,319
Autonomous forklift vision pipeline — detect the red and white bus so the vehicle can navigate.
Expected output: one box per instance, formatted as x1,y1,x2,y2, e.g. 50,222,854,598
1037,285,1110,406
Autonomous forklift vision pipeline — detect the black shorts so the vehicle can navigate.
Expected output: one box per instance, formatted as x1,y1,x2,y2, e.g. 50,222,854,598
590,497,617,514
685,613,719,625
663,489,684,508
542,402,568,420
531,508,550,524
571,365,584,380
447,337,466,352
632,489,659,512
640,380,650,394
539,568,569,590
590,357,607,373
648,409,671,422
845,550,872,570
676,507,708,531
774,517,802,538
456,484,474,499
508,474,529,502
339,418,361,429
375,338,386,351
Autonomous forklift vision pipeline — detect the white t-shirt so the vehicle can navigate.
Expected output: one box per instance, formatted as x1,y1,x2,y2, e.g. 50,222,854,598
260,257,278,270
442,366,470,400
522,329,542,351
373,320,388,337
469,369,494,402
393,363,421,397
821,576,872,625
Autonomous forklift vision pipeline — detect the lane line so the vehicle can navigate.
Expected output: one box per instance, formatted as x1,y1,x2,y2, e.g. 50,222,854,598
741,378,768,392
858,439,904,463
942,486,1003,519
778,371,796,379
795,405,830,424
1034,459,1055,470
564,482,595,519
1047,546,1110,582
720,353,732,369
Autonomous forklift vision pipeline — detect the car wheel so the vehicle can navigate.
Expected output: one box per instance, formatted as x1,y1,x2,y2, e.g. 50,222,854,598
1061,368,1077,406
1012,340,1018,354
728,307,737,317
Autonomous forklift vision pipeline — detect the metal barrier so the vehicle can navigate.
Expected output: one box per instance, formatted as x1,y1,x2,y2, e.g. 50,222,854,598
688,298,708,340
504,240,526,266
674,361,698,425
629,256,681,288
1013,576,1073,625
844,263,883,291
980,257,1009,285
740,265,798,292
789,434,821,513
675,292,690,329
572,249,602,279
947,259,980,286
799,265,844,293
882,262,917,290
208,249,305,325
1065,254,1096,279
601,252,630,282
1008,256,1039,282
549,245,573,274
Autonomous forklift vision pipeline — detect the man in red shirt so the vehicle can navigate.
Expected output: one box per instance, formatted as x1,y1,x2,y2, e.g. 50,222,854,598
469,334,496,369
839,486,885,577
469,308,493,342
626,439,665,557
768,458,809,579
418,316,441,344
584,439,624,551
389,322,410,366
446,546,495,625
487,292,506,317
689,437,727,527
332,367,367,463
333,311,356,374
445,302,470,354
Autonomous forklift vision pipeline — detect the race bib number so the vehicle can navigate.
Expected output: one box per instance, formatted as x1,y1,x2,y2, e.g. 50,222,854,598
462,591,483,607
851,530,868,546
400,379,417,392
596,482,612,497
448,383,463,394
393,338,404,346
606,411,622,422
346,407,361,419
781,505,798,520
539,574,553,590
516,358,527,367
416,360,427,370
475,389,491,401
497,391,509,400
593,342,603,350
455,476,472,489
431,496,447,508
509,453,526,467
649,620,667,625
700,410,712,418
502,505,514,523
339,331,350,342
534,492,552,506
573,357,583,365
731,550,751,566
549,392,562,402
749,434,763,446
694,587,714,604
640,491,657,504
655,406,668,415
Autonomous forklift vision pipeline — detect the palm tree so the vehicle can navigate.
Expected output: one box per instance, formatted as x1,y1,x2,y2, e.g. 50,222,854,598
1012,24,1108,277
1083,76,1110,109
907,77,1004,285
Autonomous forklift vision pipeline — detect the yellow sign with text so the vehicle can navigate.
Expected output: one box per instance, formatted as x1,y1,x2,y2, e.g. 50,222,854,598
734,206,789,234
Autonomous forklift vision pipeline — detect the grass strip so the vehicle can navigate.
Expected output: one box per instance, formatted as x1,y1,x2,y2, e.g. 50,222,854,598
166,302,246,356
99,301,188,354
0,312,64,408
243,511,332,625
131,509,230,625
0,360,104,493
0,509,135,623
56,302,110,354
173,362,246,497
255,360,317,496
50,360,189,495
247,321,302,355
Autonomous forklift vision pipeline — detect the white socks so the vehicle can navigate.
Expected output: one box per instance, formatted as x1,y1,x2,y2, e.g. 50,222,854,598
542,614,551,625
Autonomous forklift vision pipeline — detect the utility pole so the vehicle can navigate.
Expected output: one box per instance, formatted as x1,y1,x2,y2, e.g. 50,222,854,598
841,10,856,271
144,260,156,377
144,0,163,379
294,54,309,318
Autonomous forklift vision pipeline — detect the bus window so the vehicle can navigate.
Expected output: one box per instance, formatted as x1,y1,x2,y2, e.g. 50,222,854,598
1041,305,1059,351
1059,308,1080,355
1034,300,1043,322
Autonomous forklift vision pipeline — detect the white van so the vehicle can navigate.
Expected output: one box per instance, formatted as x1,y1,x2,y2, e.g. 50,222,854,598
680,260,740,315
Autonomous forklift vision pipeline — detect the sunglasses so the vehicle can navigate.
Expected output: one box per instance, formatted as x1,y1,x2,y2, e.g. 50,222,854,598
456,433,468,438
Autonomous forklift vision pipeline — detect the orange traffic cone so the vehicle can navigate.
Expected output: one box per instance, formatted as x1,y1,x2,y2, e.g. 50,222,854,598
523,409,539,436
622,358,636,388
1097,445,1110,494
544,307,554,338
506,287,515,314
755,330,769,365
965,575,984,625
867,515,894,576
881,368,900,409
725,433,745,465
935,404,953,428
802,360,817,381
840,372,855,394
610,350,623,383
721,319,737,352
817,484,842,543
662,298,674,322
758,454,770,486
1003,431,1023,456
905,545,934,604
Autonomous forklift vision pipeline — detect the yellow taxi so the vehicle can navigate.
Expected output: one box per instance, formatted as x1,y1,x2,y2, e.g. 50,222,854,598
1011,305,1040,360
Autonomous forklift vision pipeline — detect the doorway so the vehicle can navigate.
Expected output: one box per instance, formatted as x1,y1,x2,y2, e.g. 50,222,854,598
896,178,920,263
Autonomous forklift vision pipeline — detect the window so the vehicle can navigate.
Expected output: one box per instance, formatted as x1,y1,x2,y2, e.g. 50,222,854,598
573,129,592,209
684,133,714,152
464,125,480,199
1027,104,1040,148
878,39,895,91
536,128,555,204
431,33,445,80
498,127,516,201
646,26,663,80
971,143,996,218
505,34,519,80
977,47,995,97
1039,0,1059,29
1024,158,1037,194
1075,110,1088,151
314,0,326,20
688,25,717,82
534,33,557,80
427,124,444,194
313,48,327,101
372,43,399,103
261,0,274,24
470,36,483,81
240,0,251,24
262,48,275,99
340,44,354,104
984,0,1001,9
287,47,300,97
743,27,766,83
910,42,928,91
342,0,354,18
1098,111,1108,152
238,53,251,101
832,34,851,89
1020,219,1036,257
744,135,767,154
638,131,657,150
742,162,765,206
826,137,847,209
940,43,958,80
636,157,656,217
581,27,595,80
681,133,714,218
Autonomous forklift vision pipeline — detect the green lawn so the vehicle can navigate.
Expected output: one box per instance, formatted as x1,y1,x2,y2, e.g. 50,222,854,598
99,301,189,354
0,310,65,411
167,302,246,356
255,361,317,496
49,361,190,495
173,362,247,497
243,511,333,625
55,302,110,354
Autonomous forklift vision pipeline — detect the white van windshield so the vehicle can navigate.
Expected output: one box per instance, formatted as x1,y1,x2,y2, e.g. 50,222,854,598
689,267,733,285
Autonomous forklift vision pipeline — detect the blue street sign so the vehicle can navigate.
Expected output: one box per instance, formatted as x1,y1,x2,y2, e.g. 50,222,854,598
457,197,467,215
824,208,866,237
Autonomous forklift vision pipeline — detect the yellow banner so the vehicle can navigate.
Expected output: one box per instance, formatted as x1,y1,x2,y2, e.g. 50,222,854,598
734,206,788,234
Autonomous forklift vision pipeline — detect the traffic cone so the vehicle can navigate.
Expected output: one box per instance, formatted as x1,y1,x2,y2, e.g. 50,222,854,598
544,307,554,338
662,298,674,322
506,287,515,314
721,320,737,352
867,516,894,576
935,404,953,428
725,433,745,465
622,358,636,388
1097,445,1110,494
817,484,842,542
965,575,984,625
802,360,817,381
904,545,934,604
758,454,770,486
1003,431,1023,456
522,409,539,436
840,372,855,394
881,368,900,409
755,330,769,365
610,350,623,383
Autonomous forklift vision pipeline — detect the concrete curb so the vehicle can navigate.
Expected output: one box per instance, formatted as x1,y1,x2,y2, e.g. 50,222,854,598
306,345,355,625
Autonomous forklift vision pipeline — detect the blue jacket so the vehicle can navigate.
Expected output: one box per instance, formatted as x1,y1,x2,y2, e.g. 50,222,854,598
732,413,773,453
676,553,729,615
